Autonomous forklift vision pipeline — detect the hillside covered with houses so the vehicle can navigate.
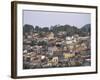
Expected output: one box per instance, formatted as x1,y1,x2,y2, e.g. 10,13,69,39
23,24,91,69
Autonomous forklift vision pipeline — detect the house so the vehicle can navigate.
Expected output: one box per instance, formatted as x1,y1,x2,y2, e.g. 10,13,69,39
43,37,48,41
33,33,38,37
23,50,27,54
23,52,33,62
47,47,54,56
81,43,87,50
63,46,68,51
47,60,53,66
79,36,89,40
52,57,59,65
69,45,74,50
48,39,56,46
66,36,73,44
52,46,59,52
57,31,66,38
58,31,66,35
27,35,32,39
47,32,54,40
73,34,79,38
63,52,75,59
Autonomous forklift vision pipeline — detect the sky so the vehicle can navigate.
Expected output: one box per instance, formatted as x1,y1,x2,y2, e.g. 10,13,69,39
23,10,91,28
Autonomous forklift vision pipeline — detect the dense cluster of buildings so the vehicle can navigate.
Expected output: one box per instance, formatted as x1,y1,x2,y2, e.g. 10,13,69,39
23,31,91,69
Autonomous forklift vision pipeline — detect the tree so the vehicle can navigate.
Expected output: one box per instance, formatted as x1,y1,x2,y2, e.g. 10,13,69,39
38,41,47,46
35,26,41,32
31,40,37,46
42,27,49,32
23,24,34,33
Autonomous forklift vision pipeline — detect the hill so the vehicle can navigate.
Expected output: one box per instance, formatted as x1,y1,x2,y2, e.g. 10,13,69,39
81,24,91,33
23,24,91,36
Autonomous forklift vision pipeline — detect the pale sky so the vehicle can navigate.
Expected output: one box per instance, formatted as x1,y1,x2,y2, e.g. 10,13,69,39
23,10,91,28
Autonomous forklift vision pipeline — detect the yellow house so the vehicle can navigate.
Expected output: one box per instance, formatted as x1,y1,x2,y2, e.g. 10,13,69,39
63,53,75,59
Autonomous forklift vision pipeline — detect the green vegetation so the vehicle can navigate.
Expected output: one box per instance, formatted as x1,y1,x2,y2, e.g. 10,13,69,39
23,24,91,36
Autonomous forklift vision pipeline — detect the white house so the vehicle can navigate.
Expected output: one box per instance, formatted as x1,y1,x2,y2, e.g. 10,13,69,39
66,36,73,44
47,32,54,40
